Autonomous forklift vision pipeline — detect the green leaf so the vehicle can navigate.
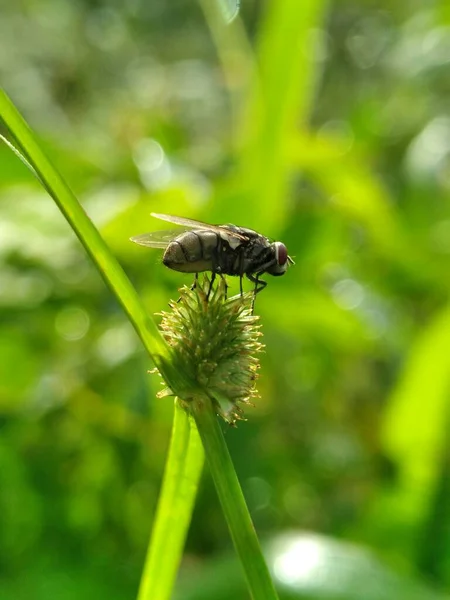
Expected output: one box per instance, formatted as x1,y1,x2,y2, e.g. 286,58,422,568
238,0,329,230
138,401,204,600
381,305,450,517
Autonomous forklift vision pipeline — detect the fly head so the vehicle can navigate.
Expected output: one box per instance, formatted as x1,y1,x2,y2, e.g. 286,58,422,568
265,242,292,276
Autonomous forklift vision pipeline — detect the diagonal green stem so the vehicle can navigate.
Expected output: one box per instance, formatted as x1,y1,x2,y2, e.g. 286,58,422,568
191,396,279,600
138,399,204,600
0,89,161,357
0,88,191,392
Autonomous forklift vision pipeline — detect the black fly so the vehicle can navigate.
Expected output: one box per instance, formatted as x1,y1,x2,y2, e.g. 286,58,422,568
131,213,293,297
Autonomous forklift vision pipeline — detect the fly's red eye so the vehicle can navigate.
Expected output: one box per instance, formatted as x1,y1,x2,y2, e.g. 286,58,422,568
276,243,288,265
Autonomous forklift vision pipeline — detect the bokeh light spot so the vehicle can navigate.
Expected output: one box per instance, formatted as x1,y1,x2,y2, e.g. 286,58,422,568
331,279,364,310
55,306,90,341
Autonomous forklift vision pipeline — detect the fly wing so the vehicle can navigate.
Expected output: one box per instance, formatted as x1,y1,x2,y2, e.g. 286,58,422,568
130,229,183,248
151,212,248,242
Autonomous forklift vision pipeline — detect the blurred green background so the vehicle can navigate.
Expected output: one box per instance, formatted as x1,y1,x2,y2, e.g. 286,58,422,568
1,0,450,598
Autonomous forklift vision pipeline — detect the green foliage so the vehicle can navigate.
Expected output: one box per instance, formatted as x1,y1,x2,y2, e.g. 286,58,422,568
1,0,450,598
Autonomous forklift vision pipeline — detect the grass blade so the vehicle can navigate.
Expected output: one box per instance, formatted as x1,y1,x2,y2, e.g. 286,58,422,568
191,396,279,600
0,89,190,390
138,400,204,600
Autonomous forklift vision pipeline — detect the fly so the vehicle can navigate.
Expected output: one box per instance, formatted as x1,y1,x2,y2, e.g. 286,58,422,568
131,213,294,297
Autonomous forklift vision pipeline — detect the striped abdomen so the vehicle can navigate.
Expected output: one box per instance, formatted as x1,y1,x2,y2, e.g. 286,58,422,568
162,229,219,273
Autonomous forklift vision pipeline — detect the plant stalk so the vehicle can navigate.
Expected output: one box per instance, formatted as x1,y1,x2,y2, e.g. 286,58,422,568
191,396,279,600
0,89,193,393
138,399,204,600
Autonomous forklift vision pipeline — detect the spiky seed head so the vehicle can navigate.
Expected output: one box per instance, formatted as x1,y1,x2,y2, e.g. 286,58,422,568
155,276,264,424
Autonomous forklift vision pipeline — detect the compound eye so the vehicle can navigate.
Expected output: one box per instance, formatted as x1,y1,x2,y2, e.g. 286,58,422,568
275,242,288,266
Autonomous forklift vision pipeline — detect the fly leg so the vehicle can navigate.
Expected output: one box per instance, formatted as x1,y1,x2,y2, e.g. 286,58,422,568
207,272,216,300
246,273,267,313
237,250,245,298
247,273,267,295
255,277,267,295
190,272,199,291
207,240,223,301
176,273,198,303
219,274,229,299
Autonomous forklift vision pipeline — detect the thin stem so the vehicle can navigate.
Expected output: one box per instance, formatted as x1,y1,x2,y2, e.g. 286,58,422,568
0,89,192,392
191,397,279,600
0,89,161,356
138,399,205,600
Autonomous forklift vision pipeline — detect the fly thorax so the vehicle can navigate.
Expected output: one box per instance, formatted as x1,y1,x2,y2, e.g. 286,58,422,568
227,237,243,250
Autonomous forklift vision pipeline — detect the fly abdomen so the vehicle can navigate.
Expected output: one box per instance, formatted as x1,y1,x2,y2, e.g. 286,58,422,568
163,230,218,274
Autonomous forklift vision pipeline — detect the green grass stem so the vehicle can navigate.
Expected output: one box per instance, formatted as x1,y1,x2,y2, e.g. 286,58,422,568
0,88,191,392
138,399,204,600
191,396,279,600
